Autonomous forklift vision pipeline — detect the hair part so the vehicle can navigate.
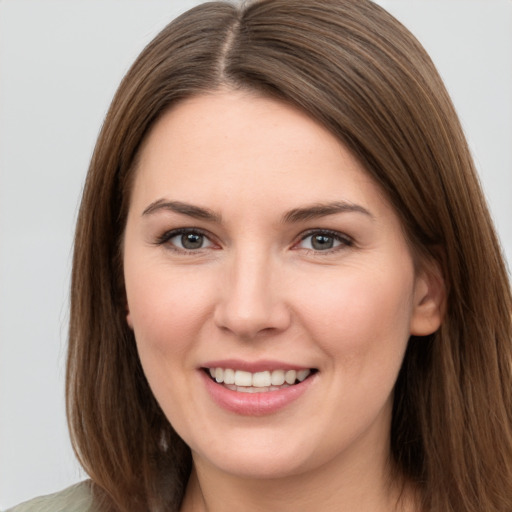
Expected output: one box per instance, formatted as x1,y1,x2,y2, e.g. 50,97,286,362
67,1,512,510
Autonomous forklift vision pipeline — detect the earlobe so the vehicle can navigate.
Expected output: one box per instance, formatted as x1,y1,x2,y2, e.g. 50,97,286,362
410,262,446,336
126,308,134,330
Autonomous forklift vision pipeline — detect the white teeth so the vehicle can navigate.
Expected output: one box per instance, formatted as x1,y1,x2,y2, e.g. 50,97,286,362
207,367,313,389
252,371,271,387
234,370,252,387
223,368,235,385
285,370,297,385
238,386,267,393
297,369,311,382
226,384,291,393
271,369,285,386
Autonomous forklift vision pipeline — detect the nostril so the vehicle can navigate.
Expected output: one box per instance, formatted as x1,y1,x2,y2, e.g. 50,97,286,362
213,288,292,339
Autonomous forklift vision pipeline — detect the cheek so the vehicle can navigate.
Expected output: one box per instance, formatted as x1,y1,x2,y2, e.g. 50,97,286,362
125,261,213,361
124,263,214,426
295,264,415,369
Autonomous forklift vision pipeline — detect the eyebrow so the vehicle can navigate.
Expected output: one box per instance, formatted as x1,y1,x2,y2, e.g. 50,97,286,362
282,201,374,223
141,199,373,224
142,199,221,222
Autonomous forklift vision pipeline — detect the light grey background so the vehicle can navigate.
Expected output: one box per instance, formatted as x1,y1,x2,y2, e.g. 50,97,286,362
1,0,511,508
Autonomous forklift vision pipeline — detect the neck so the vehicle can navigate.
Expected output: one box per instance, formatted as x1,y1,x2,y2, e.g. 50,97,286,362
180,445,416,512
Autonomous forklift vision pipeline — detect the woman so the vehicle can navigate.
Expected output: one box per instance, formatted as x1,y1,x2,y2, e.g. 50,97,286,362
9,0,512,511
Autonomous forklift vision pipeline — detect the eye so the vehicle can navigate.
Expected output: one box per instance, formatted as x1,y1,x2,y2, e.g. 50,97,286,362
156,229,215,251
296,230,353,252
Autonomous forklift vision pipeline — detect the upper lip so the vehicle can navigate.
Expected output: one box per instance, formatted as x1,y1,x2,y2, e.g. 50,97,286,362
201,359,315,373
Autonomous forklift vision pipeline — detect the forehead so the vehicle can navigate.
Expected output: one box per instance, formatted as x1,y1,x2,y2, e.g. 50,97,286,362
131,91,391,221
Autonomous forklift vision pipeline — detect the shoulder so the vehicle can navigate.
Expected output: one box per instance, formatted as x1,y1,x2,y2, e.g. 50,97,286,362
5,481,95,512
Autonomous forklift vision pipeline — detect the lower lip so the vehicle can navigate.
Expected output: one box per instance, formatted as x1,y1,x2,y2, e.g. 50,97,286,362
200,370,316,416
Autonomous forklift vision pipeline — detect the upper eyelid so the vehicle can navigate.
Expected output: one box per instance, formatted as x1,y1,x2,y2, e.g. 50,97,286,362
155,227,215,245
287,230,353,255
296,228,353,242
154,227,353,248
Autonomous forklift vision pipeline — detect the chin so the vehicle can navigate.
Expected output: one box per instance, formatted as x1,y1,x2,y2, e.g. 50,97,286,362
186,424,327,481
200,450,310,480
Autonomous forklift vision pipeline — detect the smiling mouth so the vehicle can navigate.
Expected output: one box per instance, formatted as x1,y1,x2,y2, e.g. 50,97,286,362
203,367,318,393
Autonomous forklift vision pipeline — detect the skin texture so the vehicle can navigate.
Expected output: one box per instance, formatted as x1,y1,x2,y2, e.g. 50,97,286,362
123,91,444,511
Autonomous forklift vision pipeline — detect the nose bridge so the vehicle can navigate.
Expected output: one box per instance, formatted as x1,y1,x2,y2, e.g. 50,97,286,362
214,243,290,338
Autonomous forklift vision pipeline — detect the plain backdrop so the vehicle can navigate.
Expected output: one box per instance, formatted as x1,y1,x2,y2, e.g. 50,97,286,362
1,0,511,508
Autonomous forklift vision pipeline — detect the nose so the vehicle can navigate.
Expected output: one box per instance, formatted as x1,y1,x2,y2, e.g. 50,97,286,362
213,250,291,340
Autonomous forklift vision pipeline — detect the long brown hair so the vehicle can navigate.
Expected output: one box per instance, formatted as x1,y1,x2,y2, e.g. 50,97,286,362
67,1,512,510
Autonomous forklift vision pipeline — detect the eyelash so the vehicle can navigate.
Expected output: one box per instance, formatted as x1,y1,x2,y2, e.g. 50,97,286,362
154,228,216,254
154,228,354,254
294,229,354,254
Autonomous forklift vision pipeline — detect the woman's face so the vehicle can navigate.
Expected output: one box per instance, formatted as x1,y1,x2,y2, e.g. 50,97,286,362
123,91,441,480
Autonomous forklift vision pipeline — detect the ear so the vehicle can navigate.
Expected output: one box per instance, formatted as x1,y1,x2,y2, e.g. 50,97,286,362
126,305,134,330
410,260,446,336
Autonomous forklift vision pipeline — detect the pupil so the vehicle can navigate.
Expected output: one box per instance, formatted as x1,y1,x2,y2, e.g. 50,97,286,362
181,233,203,249
312,234,333,250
